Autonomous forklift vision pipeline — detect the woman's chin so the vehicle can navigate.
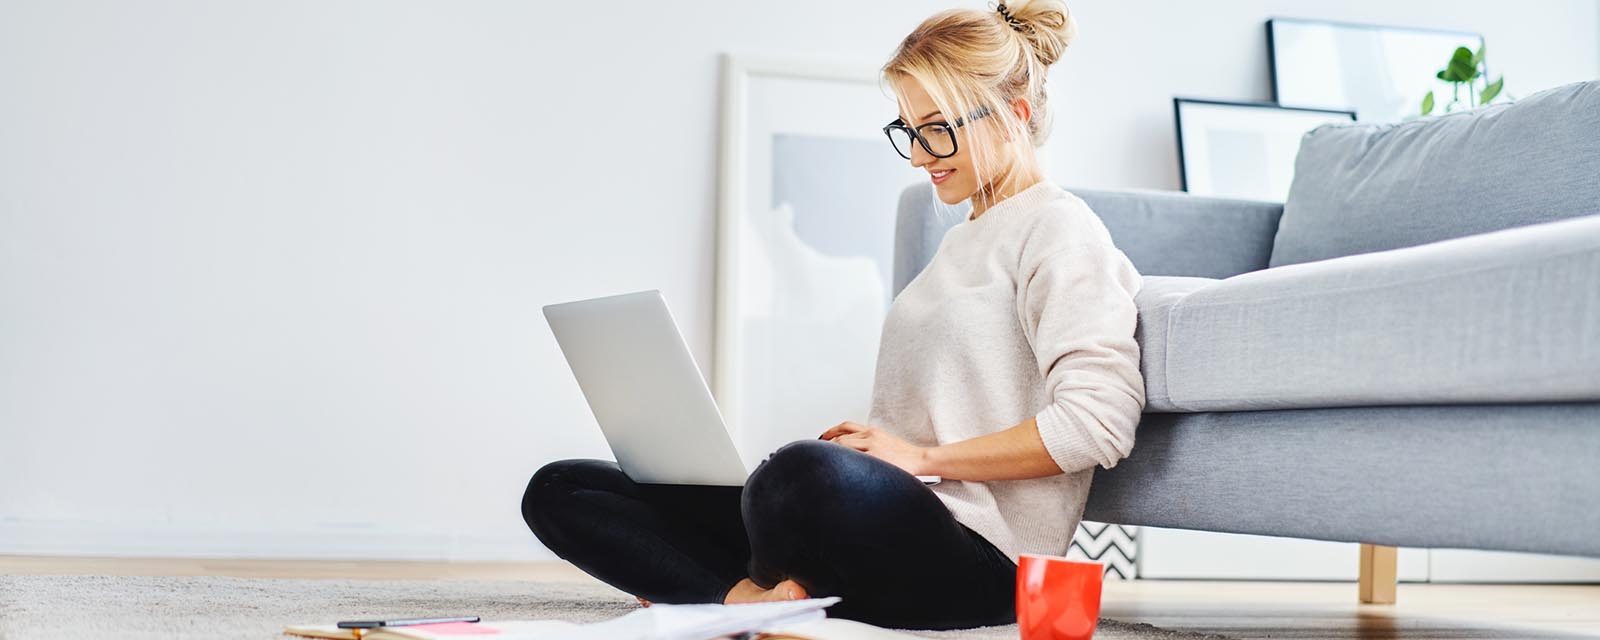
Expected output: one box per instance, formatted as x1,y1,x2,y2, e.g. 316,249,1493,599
933,182,971,205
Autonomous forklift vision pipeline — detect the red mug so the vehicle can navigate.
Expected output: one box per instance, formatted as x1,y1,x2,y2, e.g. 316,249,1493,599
1016,553,1104,640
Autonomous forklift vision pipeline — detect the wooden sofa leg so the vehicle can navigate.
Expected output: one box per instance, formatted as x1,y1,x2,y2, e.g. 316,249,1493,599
1358,543,1398,604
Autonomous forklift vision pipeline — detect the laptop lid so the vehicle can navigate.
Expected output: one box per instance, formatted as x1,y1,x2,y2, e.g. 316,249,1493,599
542,289,749,486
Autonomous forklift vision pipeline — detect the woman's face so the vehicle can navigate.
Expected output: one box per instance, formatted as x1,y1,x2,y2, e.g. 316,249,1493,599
892,75,1004,206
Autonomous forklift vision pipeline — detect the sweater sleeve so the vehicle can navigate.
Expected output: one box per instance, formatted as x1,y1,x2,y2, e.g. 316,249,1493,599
1017,240,1147,474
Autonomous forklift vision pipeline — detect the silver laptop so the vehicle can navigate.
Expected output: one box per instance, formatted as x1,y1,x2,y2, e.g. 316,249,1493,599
543,289,941,487
543,289,748,486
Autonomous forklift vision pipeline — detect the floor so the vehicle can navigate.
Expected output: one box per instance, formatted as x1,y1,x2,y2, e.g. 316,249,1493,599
3,556,1598,639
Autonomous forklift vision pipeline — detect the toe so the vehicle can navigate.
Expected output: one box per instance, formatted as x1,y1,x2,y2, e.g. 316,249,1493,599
781,579,809,600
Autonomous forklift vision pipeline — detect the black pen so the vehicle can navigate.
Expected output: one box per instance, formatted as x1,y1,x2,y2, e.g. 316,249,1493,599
337,615,481,629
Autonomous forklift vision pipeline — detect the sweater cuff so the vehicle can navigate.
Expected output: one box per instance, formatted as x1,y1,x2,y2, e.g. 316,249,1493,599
1034,403,1105,474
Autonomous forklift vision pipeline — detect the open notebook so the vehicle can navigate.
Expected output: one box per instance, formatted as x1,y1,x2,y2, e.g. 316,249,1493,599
283,596,927,640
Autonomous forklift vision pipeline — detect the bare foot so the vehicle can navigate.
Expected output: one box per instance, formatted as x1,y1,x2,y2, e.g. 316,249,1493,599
723,577,809,604
636,596,652,607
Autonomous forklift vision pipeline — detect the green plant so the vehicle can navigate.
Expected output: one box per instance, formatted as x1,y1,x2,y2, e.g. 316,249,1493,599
1421,43,1510,116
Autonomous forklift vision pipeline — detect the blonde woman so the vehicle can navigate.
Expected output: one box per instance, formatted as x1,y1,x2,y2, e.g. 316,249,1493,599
522,0,1145,630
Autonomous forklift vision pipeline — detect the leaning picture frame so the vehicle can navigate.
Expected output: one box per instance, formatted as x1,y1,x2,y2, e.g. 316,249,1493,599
1173,97,1356,202
1266,17,1484,123
713,53,921,470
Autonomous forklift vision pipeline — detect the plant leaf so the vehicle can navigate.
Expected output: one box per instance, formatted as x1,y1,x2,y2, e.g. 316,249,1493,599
1481,76,1503,104
1471,43,1485,68
1422,90,1435,115
1445,47,1475,81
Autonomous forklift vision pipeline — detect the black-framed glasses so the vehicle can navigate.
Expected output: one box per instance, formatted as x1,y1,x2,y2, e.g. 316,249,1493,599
882,105,993,160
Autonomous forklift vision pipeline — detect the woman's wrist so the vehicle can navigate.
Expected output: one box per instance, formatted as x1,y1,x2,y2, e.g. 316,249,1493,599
919,445,946,478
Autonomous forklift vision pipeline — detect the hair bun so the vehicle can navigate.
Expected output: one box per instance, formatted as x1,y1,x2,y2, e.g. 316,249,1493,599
999,0,1077,67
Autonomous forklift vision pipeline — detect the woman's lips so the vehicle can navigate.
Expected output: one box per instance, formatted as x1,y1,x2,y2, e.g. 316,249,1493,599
930,168,954,185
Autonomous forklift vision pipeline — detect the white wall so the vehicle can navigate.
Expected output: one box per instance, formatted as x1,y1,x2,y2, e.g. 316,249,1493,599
2,0,1596,562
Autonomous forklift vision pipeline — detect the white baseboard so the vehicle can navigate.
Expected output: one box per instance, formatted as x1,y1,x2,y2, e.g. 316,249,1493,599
1430,548,1600,583
1138,528,1427,581
0,519,556,562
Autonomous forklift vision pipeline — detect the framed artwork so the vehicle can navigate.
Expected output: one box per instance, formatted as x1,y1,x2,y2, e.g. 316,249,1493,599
1173,97,1355,202
1267,17,1484,123
714,54,922,470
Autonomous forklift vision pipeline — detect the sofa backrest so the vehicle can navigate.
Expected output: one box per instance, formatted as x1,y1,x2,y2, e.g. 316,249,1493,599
892,183,1284,298
1269,79,1600,268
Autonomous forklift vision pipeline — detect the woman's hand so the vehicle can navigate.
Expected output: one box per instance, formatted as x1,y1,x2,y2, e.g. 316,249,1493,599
818,421,929,476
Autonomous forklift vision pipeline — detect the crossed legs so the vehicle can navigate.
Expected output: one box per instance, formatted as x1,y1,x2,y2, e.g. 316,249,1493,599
521,439,1017,630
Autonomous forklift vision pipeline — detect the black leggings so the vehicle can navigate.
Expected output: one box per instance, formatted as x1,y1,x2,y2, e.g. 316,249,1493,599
520,439,1018,630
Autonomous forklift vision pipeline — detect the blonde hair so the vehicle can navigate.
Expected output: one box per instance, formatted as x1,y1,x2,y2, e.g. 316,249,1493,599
882,1,1077,201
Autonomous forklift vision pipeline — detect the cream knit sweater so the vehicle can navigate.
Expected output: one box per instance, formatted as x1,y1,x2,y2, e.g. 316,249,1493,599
866,180,1147,565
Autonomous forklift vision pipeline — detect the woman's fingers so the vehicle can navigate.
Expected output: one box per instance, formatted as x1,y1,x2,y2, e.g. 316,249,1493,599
825,422,864,438
831,431,870,451
818,421,867,441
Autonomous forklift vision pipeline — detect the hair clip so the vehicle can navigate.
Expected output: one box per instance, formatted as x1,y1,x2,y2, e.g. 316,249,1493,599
994,2,1032,34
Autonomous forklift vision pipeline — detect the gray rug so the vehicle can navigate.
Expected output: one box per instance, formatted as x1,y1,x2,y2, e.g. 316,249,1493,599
0,575,1227,639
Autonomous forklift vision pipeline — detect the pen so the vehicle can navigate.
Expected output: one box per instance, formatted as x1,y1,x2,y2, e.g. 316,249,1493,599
336,615,481,629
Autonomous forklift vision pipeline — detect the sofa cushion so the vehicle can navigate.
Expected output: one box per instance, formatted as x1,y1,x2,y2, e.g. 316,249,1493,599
1270,79,1600,268
1161,213,1600,412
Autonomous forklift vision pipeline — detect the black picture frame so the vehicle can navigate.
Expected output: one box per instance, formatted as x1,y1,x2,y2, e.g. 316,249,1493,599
1172,97,1356,197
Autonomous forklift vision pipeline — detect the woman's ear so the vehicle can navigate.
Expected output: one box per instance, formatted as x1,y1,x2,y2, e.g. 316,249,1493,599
997,96,1032,144
1011,96,1036,138
1010,97,1032,130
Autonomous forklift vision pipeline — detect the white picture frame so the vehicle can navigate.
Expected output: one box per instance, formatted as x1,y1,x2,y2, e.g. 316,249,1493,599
1267,17,1485,124
714,54,923,470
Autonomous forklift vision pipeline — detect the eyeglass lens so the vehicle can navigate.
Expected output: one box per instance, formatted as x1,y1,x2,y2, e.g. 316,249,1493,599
888,123,957,159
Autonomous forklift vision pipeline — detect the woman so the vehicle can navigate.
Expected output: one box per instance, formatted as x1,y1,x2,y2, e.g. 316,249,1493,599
521,0,1146,630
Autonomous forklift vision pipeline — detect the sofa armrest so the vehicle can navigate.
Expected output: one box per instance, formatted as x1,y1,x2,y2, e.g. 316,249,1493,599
892,183,1285,297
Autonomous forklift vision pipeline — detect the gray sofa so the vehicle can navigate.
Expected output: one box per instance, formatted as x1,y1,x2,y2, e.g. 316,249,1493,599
891,79,1600,599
